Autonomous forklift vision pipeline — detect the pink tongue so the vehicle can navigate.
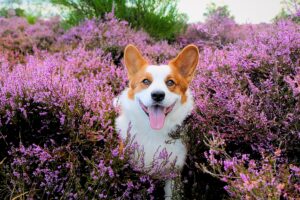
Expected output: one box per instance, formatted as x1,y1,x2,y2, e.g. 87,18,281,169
148,106,166,130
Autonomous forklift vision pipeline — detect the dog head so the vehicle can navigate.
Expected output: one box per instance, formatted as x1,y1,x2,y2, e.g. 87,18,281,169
124,44,199,130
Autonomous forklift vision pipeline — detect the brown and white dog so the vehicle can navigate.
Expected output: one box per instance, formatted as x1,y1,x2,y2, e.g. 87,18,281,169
115,44,199,199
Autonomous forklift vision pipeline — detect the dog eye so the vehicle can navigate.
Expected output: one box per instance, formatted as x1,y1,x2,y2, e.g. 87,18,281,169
166,80,175,87
142,79,151,85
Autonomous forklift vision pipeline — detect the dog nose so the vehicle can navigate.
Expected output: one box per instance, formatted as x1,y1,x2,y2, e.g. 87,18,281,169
151,91,165,102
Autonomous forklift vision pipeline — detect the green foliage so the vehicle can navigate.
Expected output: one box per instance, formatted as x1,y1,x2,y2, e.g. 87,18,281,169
14,7,25,17
0,7,38,24
0,8,8,17
51,0,187,41
274,8,290,21
281,0,300,12
0,8,26,18
26,14,38,24
274,0,300,23
204,2,234,19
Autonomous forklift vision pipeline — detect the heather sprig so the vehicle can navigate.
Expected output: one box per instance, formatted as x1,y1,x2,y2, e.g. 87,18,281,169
198,134,300,199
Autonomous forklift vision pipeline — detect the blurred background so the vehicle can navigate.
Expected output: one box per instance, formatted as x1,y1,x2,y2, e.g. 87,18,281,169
0,0,299,40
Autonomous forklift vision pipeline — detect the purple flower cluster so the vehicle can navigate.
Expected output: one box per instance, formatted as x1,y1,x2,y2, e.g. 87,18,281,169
178,13,237,48
0,11,300,199
200,136,300,199
58,13,178,64
0,13,177,199
187,19,300,198
0,16,63,66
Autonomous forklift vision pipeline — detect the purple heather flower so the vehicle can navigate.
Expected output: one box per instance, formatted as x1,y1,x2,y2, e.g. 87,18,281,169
240,173,250,184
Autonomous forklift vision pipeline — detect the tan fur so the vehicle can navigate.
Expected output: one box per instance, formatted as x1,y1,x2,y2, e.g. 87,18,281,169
119,139,124,154
165,70,189,103
124,44,148,79
169,44,199,84
168,44,199,103
128,69,153,100
124,44,153,100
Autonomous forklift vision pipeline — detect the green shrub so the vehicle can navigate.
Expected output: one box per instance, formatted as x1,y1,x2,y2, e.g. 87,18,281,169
204,2,234,19
0,8,8,17
0,7,38,24
273,0,300,23
51,0,187,41
26,14,38,24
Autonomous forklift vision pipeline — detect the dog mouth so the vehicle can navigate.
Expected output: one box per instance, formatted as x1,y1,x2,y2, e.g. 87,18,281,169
139,100,176,130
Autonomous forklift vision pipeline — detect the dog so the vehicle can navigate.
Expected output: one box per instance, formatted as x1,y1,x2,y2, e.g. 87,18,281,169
115,44,199,199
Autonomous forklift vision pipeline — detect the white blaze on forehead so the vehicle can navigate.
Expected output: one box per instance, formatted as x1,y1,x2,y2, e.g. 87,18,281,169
144,65,173,130
142,64,179,106
146,65,171,82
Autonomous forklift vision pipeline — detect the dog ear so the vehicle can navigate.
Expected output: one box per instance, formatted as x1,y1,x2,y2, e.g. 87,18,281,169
124,44,148,78
169,44,199,83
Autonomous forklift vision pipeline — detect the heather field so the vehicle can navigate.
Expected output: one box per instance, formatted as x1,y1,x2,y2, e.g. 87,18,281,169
0,4,300,200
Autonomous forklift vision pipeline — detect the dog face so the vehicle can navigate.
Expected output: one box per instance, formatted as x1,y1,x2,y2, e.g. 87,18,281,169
124,44,199,130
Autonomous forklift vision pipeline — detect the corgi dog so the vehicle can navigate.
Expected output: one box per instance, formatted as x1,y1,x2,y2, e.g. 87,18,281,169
115,44,199,199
